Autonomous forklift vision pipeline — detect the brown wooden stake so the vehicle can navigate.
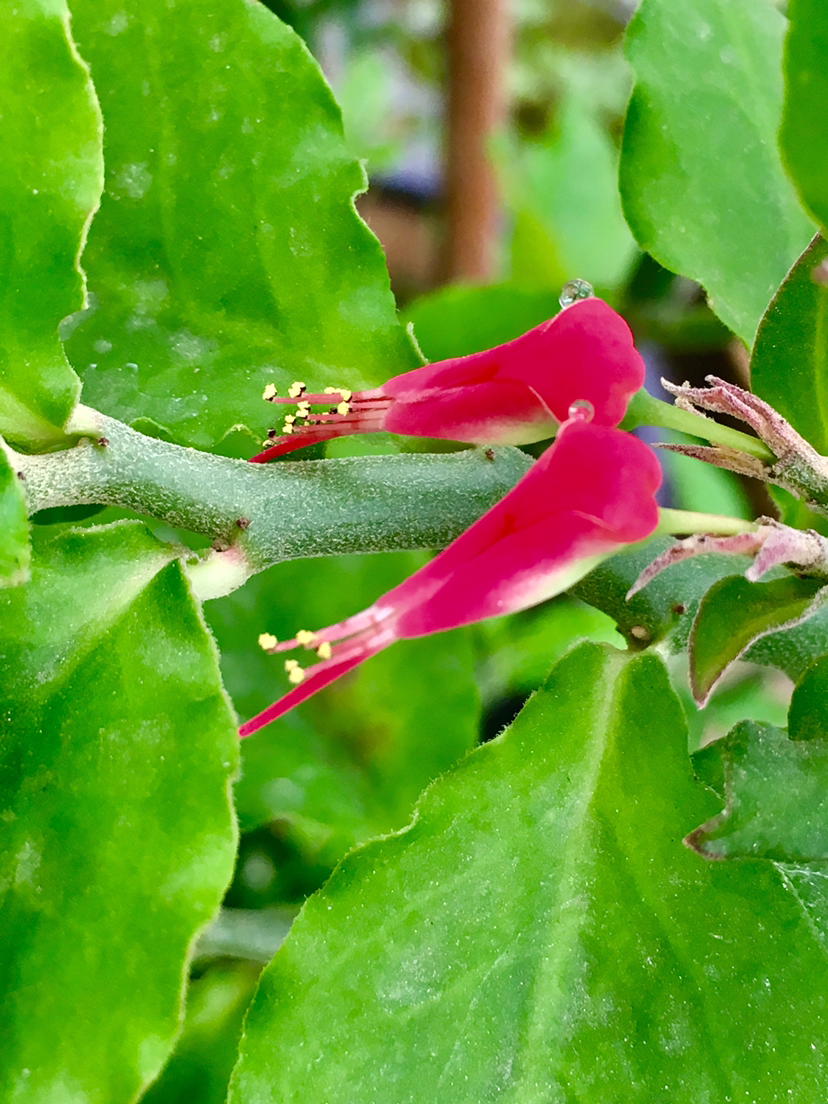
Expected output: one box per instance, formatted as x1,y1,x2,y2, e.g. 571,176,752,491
442,0,512,283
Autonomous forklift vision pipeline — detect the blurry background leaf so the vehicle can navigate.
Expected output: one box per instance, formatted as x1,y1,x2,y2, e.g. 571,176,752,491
230,644,828,1102
0,1,102,448
781,0,828,234
405,284,561,361
499,96,637,294
0,524,239,1103
65,0,419,451
621,0,813,345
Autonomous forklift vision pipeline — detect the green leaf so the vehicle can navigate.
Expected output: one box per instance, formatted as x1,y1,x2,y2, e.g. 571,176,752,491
0,449,29,586
0,2,102,448
781,0,828,233
502,97,637,292
66,0,418,450
620,0,814,345
205,553,479,862
690,574,828,705
688,721,828,862
750,234,828,451
788,654,828,741
230,643,828,1102
0,523,239,1102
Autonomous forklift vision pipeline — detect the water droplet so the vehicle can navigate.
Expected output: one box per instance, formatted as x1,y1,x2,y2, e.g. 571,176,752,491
568,399,594,423
559,278,594,307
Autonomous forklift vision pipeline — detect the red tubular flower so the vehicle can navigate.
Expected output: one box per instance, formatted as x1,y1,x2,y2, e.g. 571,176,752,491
239,413,662,737
250,299,645,462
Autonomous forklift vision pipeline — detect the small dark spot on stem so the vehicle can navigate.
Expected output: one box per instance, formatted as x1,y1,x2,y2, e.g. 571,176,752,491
267,428,277,439
16,471,25,481
483,448,495,462
671,603,686,616
97,436,110,447
236,517,251,530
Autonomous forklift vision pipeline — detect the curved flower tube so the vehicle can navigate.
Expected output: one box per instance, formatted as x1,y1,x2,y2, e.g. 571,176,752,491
239,414,662,737
250,299,646,462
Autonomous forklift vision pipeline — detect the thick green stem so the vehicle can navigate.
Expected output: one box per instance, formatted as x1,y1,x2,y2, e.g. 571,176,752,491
6,406,532,586
622,389,775,462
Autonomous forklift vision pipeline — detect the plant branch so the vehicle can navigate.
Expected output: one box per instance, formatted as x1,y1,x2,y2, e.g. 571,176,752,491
6,406,532,588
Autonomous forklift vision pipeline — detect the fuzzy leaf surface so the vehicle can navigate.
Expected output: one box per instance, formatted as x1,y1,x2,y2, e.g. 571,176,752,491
230,643,828,1103
66,0,418,449
0,523,239,1103
621,0,813,344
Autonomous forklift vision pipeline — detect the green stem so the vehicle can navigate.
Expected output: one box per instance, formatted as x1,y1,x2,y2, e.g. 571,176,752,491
622,389,774,462
656,508,757,537
7,406,532,582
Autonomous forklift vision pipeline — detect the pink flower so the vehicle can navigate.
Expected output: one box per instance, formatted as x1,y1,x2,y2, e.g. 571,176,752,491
251,299,645,462
239,414,661,737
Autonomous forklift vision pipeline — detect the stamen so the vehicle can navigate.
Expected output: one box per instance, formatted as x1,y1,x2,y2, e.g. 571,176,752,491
288,381,307,398
295,629,318,646
284,414,296,424
258,632,279,651
262,383,278,401
282,423,294,434
316,641,332,660
336,401,351,416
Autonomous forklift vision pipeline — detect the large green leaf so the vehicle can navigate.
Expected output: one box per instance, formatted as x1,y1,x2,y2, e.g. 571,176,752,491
689,721,828,861
66,0,418,449
0,2,102,448
789,654,828,741
750,235,828,451
205,552,479,862
620,0,813,345
0,523,239,1102
0,449,29,586
230,643,828,1102
690,574,828,705
781,0,828,233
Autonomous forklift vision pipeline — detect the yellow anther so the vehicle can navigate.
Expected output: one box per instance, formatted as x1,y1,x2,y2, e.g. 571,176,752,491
284,413,296,424
258,632,279,651
316,641,332,660
339,389,352,403
262,383,278,401
295,629,317,646
323,386,338,394
288,381,307,398
336,401,351,416
288,666,306,684
282,423,294,434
